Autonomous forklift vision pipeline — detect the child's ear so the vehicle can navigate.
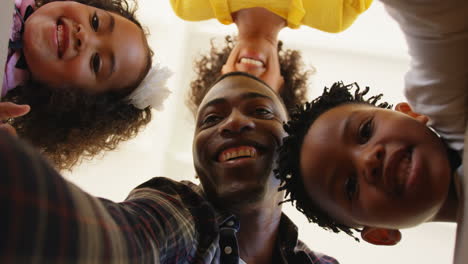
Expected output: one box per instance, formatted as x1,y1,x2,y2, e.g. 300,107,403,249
395,102,429,124
361,227,401,246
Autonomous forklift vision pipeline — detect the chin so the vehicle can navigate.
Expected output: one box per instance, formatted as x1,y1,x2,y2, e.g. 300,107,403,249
215,184,266,209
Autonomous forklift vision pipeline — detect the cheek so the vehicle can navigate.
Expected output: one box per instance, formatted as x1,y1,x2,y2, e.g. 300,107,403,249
193,131,212,164
354,188,399,225
31,59,89,89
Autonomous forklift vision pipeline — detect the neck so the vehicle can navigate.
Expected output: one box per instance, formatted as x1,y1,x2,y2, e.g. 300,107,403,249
233,7,286,45
236,189,284,264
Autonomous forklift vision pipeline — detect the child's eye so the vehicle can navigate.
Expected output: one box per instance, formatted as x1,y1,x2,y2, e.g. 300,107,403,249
345,176,358,201
91,12,99,31
358,118,373,144
91,53,101,74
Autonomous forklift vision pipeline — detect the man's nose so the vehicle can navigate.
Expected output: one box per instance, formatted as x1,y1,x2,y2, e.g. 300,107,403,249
358,144,384,185
219,110,255,137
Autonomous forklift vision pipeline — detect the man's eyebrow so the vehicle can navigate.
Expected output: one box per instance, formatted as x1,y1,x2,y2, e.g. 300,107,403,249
240,92,272,101
198,98,226,116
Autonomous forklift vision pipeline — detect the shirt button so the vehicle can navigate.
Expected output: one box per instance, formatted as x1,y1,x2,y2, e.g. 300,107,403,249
226,220,234,227
224,246,233,255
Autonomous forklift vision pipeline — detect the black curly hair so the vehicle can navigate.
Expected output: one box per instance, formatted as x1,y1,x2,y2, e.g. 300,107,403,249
275,81,392,241
187,35,311,115
3,0,153,171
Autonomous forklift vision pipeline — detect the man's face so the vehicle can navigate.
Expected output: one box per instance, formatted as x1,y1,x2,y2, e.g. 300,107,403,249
300,103,451,229
193,75,288,206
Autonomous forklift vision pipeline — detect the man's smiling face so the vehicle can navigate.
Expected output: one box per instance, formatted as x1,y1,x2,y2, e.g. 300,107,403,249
193,74,288,207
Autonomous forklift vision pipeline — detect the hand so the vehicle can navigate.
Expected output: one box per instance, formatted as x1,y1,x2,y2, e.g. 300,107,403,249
0,102,30,136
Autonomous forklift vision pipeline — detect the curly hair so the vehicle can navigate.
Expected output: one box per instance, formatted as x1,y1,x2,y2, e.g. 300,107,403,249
4,0,153,171
275,81,392,241
187,35,311,115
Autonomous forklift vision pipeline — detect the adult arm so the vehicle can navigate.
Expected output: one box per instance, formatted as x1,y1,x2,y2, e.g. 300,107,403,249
380,1,468,263
381,0,468,152
0,131,195,263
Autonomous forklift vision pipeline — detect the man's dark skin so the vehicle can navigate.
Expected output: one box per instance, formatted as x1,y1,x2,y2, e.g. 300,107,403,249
193,74,289,264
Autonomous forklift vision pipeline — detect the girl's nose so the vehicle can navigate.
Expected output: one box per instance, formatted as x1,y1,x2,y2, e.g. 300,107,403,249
74,24,91,51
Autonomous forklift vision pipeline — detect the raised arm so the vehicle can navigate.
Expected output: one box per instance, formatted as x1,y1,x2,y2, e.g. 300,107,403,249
0,131,196,263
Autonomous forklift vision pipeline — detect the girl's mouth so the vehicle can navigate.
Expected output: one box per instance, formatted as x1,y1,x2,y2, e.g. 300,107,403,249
56,18,68,58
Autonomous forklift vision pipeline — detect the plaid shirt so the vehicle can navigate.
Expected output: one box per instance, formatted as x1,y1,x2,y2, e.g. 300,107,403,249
0,132,338,264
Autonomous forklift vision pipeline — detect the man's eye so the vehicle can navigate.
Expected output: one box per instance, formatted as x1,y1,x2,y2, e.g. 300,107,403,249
202,115,222,126
91,53,101,74
345,176,358,201
358,118,373,144
91,12,99,31
254,107,273,117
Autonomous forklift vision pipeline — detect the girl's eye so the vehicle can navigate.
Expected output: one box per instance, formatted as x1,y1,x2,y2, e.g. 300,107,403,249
91,12,99,31
91,53,101,74
358,118,373,144
345,176,358,201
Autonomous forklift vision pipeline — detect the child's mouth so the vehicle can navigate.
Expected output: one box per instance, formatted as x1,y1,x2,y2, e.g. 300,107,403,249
56,18,68,58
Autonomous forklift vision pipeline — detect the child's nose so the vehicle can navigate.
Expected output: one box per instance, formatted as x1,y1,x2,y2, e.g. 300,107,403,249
74,24,91,51
359,145,384,185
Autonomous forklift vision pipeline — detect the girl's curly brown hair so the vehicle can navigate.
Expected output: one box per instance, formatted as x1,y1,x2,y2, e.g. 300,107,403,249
187,35,311,115
3,0,153,171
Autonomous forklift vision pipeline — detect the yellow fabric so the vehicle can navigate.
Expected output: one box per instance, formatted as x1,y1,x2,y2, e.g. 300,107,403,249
170,0,373,33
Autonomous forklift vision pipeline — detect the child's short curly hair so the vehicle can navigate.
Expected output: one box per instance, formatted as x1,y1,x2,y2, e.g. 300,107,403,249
275,81,392,241
4,0,153,171
187,35,311,115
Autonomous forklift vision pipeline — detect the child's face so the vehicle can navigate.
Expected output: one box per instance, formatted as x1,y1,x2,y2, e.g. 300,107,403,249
23,2,148,93
299,103,451,230
221,38,284,94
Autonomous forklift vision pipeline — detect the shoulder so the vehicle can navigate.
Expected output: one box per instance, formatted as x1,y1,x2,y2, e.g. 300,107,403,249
128,177,215,217
295,240,340,264
278,214,339,263
381,0,468,35
300,0,372,32
129,177,203,202
16,0,35,13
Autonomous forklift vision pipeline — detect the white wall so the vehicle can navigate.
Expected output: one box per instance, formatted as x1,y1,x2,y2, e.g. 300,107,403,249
65,1,456,263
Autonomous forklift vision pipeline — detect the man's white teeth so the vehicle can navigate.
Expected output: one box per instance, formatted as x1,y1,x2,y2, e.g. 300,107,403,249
239,58,264,67
220,147,257,162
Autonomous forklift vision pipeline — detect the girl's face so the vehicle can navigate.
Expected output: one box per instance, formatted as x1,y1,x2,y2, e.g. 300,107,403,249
23,1,148,93
221,38,284,94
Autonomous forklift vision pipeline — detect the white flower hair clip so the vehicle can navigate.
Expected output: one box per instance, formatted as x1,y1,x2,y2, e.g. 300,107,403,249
127,63,173,110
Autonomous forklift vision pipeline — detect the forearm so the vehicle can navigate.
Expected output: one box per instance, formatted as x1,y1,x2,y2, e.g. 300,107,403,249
0,132,158,263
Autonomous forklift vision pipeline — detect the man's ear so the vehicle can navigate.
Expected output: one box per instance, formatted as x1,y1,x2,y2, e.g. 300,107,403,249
361,227,402,246
395,102,429,124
